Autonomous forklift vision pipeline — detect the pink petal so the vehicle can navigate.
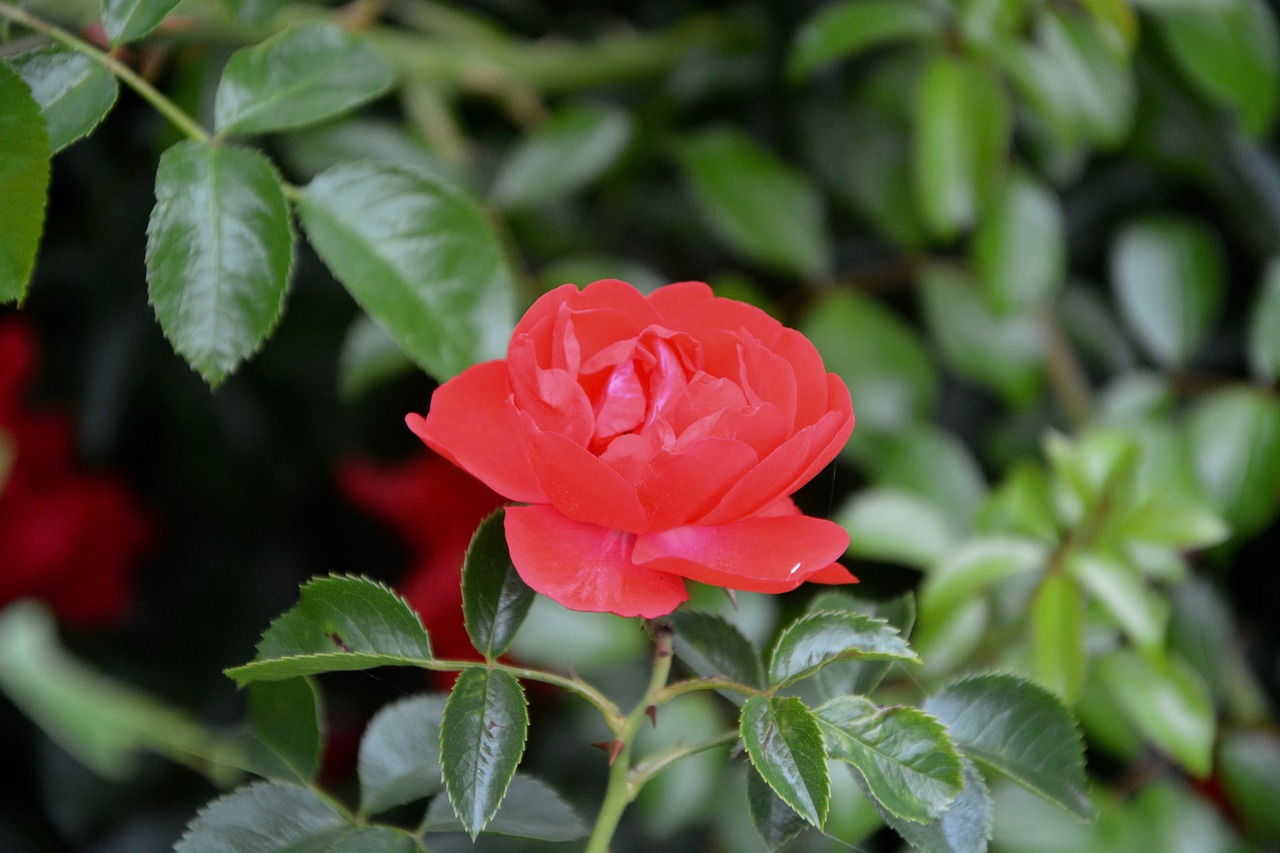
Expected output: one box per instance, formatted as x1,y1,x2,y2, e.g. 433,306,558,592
632,515,850,593
675,295,785,348
408,361,547,504
518,411,650,533
772,328,831,428
635,438,759,531
777,375,854,496
505,506,688,617
648,281,714,323
806,562,859,584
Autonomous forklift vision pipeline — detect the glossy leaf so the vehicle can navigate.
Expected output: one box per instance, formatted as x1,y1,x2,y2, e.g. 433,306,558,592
146,140,294,386
836,488,955,569
1068,552,1168,652
214,23,394,136
247,678,321,783
974,170,1066,314
1218,730,1280,838
0,61,49,303
919,537,1048,626
7,48,118,153
101,0,184,44
1186,387,1280,536
817,695,963,823
801,291,937,435
1155,0,1280,137
424,773,586,840
1095,649,1214,776
358,694,446,815
440,667,528,838
1032,572,1086,701
323,828,423,853
747,766,809,849
679,127,831,280
925,673,1093,819
920,267,1045,406
768,611,917,689
1111,216,1225,368
174,781,349,853
297,161,516,381
670,608,764,689
226,575,433,684
874,758,993,853
807,591,916,698
491,104,632,209
790,1,939,77
914,54,1009,239
1247,259,1280,381
740,696,829,827
462,510,534,659
281,118,458,186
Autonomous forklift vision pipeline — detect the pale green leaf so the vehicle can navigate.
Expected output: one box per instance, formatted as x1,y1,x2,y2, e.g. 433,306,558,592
491,104,632,210
1068,552,1168,652
806,591,916,698
1186,387,1280,537
740,695,830,827
6,48,118,153
974,169,1066,314
874,758,993,853
1120,495,1229,549
215,23,394,136
790,1,940,78
358,693,445,815
1032,573,1086,701
226,575,433,684
768,611,917,689
297,161,516,381
836,488,956,570
919,537,1048,626
440,667,528,837
101,0,183,44
872,424,989,532
145,140,294,386
247,678,321,783
1095,650,1215,775
0,61,49,303
1218,730,1280,838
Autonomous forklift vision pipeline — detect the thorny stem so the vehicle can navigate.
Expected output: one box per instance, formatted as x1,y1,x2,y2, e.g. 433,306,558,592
0,3,211,143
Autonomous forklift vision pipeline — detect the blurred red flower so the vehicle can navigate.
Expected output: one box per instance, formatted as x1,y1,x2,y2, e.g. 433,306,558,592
337,452,504,672
0,318,153,626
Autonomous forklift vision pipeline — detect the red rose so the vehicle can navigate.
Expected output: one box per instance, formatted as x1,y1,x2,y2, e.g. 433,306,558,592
408,280,856,618
0,318,153,627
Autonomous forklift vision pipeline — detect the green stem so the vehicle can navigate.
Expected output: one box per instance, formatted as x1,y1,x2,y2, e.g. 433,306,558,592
652,675,762,705
583,621,675,853
422,658,622,729
627,728,738,793
0,3,211,143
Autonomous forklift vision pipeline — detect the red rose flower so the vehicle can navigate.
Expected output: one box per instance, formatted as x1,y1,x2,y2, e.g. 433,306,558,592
338,452,504,669
0,318,153,627
408,280,856,618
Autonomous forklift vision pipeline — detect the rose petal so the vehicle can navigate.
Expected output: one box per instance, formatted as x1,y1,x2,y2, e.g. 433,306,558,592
632,515,850,593
772,328,831,428
408,360,547,504
778,375,854,496
505,505,688,617
648,281,714,323
636,438,758,531
519,411,649,533
675,295,785,348
806,562,859,584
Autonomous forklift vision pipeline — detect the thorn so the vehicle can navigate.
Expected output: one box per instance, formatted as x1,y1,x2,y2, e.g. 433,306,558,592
723,588,738,610
590,740,625,765
646,705,658,728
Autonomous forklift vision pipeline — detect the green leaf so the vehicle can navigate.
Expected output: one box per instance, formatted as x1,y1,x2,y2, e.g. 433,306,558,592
800,291,937,435
145,140,294,386
1120,495,1229,549
247,678,321,783
214,23,394,136
926,673,1093,819
920,266,1045,406
226,575,433,685
913,53,1009,239
836,488,956,570
6,48,118,153
101,0,184,44
1168,578,1233,704
974,169,1066,314
873,757,993,853
768,611,918,689
462,509,534,659
1035,11,1135,147
1095,649,1214,776
678,127,831,280
816,695,963,823
423,773,587,841
789,1,940,77
1218,730,1280,839
223,0,287,28
1110,216,1225,368
1068,552,1168,652
1032,572,1086,702
1248,259,1280,382
358,693,445,815
669,608,764,690
872,424,989,532
297,160,516,381
1186,387,1280,537
1155,0,1280,137
978,462,1059,541
281,118,459,186
0,61,49,303
174,781,349,853
337,314,415,401
746,765,810,849
740,696,829,828
919,537,1048,626
440,667,528,838
806,592,917,697
0,602,244,783
491,104,632,210
323,828,423,853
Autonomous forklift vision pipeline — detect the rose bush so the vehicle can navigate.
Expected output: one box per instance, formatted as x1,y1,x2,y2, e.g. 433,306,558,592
409,280,855,617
